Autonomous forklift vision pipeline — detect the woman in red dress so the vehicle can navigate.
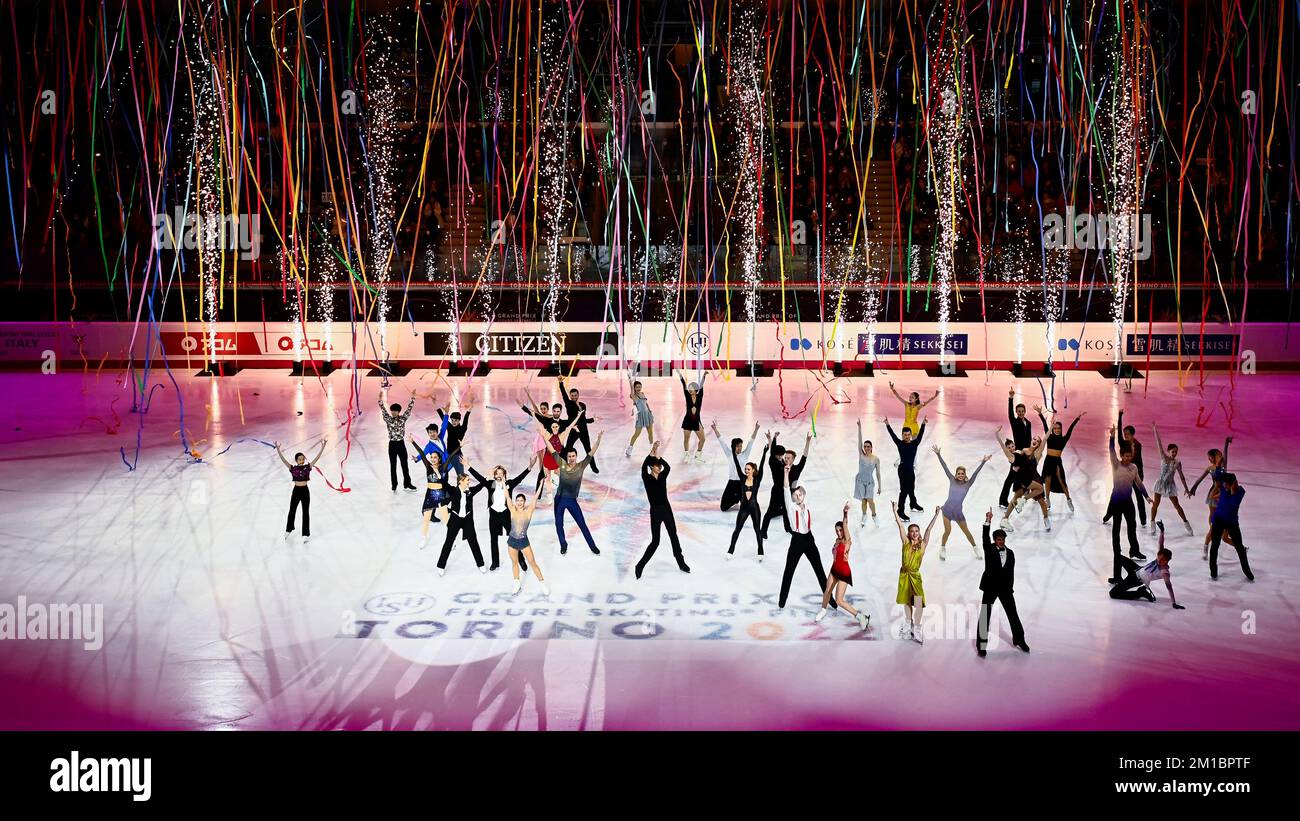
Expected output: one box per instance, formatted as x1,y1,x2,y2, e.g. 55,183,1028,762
535,417,576,501
816,503,870,630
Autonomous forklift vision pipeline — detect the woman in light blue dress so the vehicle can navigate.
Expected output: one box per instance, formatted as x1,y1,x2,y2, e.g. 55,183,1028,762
625,375,656,456
933,446,992,560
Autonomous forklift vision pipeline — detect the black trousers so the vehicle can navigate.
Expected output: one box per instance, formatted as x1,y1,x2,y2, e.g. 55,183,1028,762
897,465,920,511
729,500,764,555
998,468,1015,507
487,508,527,570
388,441,413,489
778,532,836,608
438,515,485,569
1108,554,1151,600
566,426,598,473
637,504,685,572
1209,520,1253,580
286,485,310,537
720,479,743,511
977,589,1025,647
1110,498,1140,578
1135,485,1148,525
760,490,790,538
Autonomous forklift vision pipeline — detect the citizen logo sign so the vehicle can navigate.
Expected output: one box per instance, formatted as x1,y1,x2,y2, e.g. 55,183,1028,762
426,332,617,358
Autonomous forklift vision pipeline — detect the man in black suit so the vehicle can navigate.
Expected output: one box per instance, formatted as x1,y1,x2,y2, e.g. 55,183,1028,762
999,390,1034,507
436,468,487,575
559,375,599,475
760,431,811,539
635,442,689,578
977,509,1030,657
469,459,535,571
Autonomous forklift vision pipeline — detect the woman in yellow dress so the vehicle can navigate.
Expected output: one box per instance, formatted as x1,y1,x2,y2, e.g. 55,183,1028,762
892,501,942,644
888,382,940,437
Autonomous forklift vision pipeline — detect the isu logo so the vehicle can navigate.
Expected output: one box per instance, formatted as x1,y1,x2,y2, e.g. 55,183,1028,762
160,332,261,356
686,331,710,356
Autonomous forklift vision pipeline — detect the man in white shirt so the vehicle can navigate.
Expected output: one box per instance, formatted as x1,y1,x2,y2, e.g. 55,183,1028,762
1110,522,1185,608
776,464,836,611
711,420,759,511
977,509,1029,657
469,459,534,571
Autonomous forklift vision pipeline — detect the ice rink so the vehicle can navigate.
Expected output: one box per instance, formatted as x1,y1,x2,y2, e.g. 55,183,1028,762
1,364,1297,730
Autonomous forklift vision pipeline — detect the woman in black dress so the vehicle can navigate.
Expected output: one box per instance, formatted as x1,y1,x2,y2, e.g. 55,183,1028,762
996,427,1050,533
679,371,708,461
410,435,452,549
1035,405,1085,512
728,433,771,560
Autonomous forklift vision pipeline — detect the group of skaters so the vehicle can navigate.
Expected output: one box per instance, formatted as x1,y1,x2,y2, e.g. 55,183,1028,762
275,373,1257,654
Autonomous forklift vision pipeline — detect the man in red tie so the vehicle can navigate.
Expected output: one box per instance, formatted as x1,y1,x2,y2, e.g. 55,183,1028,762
777,464,836,612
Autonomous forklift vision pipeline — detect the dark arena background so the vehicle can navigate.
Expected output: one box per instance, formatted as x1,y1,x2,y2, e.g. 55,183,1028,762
0,0,1297,793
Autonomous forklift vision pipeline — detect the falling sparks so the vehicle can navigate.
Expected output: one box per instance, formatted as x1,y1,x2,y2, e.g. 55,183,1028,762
538,9,574,338
364,21,401,363
1103,5,1148,367
929,47,966,373
730,5,764,372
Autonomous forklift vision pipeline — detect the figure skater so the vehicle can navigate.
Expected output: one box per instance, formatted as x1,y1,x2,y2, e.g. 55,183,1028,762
999,390,1034,507
761,431,811,539
976,509,1031,657
558,373,599,474
888,382,939,443
1149,423,1193,535
678,371,708,460
777,462,836,610
728,433,772,559
1105,426,1149,583
275,440,326,542
469,458,536,572
436,398,472,479
996,428,1050,532
635,441,689,578
933,446,992,559
534,416,578,501
854,419,883,527
550,434,604,556
504,492,549,596
414,419,450,467
379,392,417,492
1187,436,1232,558
814,503,870,630
410,435,452,548
1107,411,1148,526
711,420,760,511
521,389,567,430
885,417,926,519
436,463,487,575
519,399,555,495
1208,473,1254,582
892,502,941,644
1110,522,1185,608
625,376,655,456
1035,406,1084,511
